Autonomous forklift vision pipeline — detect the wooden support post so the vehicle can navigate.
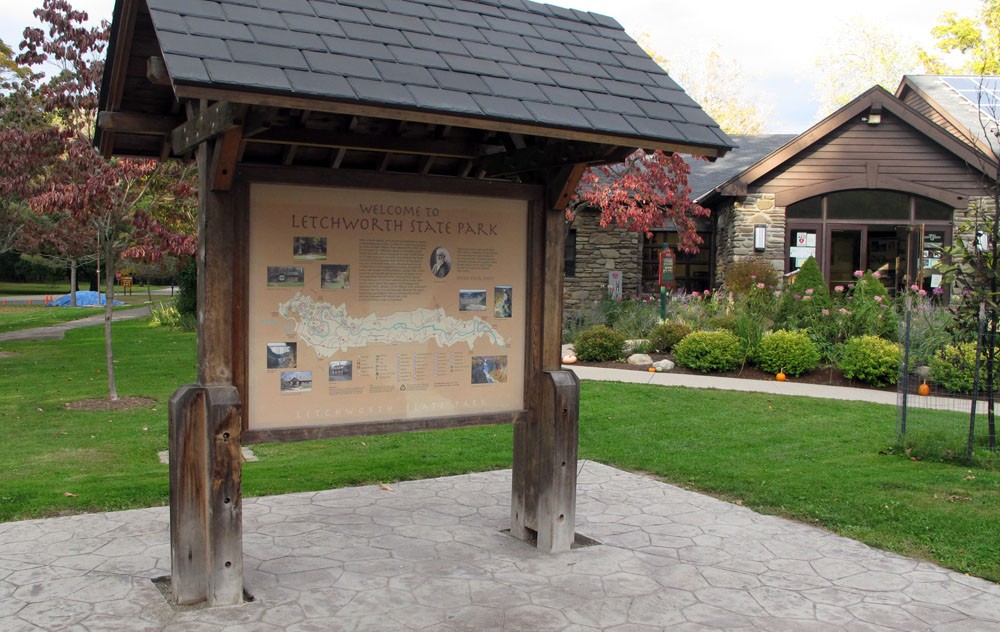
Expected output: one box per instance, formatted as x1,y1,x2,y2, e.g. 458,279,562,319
511,195,579,552
535,370,579,552
168,385,208,605
168,384,243,606
168,134,244,606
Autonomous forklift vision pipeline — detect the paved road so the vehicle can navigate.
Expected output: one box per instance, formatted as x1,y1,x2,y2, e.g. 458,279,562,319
0,305,153,343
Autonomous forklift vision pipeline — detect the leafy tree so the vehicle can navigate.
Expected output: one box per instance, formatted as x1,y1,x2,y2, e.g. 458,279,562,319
571,149,708,253
636,36,767,135
1,0,197,400
920,0,1000,74
30,135,196,399
813,18,919,116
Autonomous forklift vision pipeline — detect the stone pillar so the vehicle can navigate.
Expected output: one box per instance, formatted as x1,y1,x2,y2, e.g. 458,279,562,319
717,194,786,287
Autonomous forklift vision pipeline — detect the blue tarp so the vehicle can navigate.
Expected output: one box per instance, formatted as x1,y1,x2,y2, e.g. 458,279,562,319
49,291,124,307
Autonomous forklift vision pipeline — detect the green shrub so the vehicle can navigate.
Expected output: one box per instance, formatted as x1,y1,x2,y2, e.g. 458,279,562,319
775,259,832,333
673,330,743,373
176,260,197,317
755,330,820,376
838,335,900,387
648,321,692,353
574,325,626,362
707,313,738,333
926,342,1000,394
724,256,779,294
149,301,196,331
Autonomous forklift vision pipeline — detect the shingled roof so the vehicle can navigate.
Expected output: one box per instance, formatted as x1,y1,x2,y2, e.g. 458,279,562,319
97,0,731,182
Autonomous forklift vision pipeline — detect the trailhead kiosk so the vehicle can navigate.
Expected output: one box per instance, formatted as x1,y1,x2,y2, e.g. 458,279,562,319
96,0,731,606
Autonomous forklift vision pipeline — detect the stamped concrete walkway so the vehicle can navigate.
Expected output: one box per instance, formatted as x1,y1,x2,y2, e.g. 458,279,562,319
1,460,998,631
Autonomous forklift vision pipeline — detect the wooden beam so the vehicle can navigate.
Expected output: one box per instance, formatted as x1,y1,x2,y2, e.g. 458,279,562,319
172,101,244,156
249,126,498,159
546,163,589,212
479,141,618,178
107,0,138,112
330,147,346,169
281,111,310,166
211,126,243,191
173,84,730,158
97,111,182,135
146,56,170,86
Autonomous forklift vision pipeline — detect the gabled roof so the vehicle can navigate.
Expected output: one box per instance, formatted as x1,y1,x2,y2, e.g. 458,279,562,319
96,0,732,162
897,75,1000,157
698,86,997,206
685,134,795,202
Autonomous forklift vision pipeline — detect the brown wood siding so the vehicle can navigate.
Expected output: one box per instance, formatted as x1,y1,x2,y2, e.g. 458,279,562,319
752,113,988,204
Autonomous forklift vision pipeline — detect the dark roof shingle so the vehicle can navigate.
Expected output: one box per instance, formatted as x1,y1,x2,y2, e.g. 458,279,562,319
146,0,732,154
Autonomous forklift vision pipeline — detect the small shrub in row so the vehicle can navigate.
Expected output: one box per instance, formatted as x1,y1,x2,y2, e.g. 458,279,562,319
574,325,626,362
673,330,742,373
647,321,692,354
838,335,899,387
755,330,820,377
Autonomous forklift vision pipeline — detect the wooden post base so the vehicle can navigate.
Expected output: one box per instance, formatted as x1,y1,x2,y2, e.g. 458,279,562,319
510,369,580,553
168,384,244,606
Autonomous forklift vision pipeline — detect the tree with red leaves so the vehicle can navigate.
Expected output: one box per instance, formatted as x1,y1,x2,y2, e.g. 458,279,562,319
30,136,196,399
571,149,709,253
1,0,197,400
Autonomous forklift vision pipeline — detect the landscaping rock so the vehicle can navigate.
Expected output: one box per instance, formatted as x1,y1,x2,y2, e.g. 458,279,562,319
627,353,653,366
653,359,675,371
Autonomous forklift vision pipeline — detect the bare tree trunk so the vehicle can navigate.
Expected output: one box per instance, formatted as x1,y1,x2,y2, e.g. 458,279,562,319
69,257,77,307
103,239,118,401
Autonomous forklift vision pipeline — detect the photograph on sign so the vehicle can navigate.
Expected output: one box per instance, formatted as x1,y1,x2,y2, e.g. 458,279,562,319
248,184,528,430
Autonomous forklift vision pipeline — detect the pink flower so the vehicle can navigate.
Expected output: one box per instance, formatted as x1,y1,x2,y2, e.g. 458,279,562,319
853,270,864,278
704,289,711,296
756,282,766,289
773,290,782,297
872,271,882,279
910,284,920,292
805,288,814,295
933,287,944,296
874,295,883,303
822,309,830,316
803,295,812,301
834,285,845,292
918,289,927,297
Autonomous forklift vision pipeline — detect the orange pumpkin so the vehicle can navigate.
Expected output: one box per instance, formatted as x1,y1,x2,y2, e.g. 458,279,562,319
917,383,930,396
775,372,787,382
648,367,657,372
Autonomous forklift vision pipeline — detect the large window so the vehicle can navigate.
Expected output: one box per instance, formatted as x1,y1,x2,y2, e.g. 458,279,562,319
786,190,953,294
641,230,713,293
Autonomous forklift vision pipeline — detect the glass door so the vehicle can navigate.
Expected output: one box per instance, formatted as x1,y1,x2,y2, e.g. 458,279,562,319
829,227,863,289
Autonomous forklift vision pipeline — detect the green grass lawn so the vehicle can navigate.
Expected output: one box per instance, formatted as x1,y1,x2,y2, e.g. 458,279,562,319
1,318,998,582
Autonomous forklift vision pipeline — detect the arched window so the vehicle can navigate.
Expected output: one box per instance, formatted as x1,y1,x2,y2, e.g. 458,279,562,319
786,190,953,295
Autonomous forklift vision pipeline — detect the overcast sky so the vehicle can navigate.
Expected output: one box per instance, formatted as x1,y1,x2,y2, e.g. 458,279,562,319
0,0,980,133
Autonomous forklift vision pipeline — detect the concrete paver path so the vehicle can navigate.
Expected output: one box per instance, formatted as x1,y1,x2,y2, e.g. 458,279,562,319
1,461,997,631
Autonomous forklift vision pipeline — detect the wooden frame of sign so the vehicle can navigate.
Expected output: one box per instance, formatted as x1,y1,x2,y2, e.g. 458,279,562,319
168,147,579,605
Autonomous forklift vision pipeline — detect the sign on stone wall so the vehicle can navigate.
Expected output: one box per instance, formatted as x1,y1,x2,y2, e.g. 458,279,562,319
608,271,622,300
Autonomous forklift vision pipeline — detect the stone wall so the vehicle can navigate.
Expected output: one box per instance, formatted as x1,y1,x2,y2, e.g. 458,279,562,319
714,193,786,287
563,209,641,316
